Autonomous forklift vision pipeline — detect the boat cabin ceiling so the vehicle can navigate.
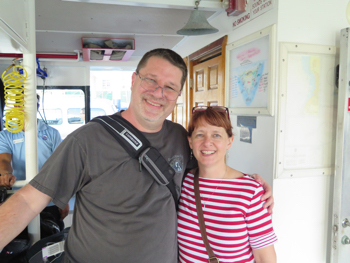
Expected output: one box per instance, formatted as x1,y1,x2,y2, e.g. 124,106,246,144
26,0,222,59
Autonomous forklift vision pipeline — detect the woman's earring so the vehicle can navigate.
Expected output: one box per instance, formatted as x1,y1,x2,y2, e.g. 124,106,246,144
190,150,193,160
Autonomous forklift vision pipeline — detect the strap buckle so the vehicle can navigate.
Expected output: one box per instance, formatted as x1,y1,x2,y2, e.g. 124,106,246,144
208,256,219,263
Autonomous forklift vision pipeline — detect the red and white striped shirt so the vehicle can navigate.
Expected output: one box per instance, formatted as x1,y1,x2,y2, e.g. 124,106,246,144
177,172,277,263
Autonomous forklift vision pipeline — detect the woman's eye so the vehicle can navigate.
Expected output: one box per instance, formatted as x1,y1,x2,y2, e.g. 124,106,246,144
214,134,221,138
195,134,203,138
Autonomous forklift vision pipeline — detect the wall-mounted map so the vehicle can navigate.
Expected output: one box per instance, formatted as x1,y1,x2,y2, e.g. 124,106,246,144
229,35,269,109
276,42,337,178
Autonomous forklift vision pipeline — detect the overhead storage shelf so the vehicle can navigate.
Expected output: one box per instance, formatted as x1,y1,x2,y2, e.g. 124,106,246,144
82,37,135,62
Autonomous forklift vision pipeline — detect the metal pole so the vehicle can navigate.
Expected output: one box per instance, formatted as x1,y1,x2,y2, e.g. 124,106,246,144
22,0,40,243
331,27,350,263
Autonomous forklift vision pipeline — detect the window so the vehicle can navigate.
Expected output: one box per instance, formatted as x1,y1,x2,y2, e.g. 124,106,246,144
91,108,106,119
39,108,63,125
37,89,86,139
67,108,84,124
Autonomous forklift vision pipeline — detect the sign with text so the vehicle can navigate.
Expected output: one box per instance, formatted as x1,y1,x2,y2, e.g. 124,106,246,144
232,0,274,29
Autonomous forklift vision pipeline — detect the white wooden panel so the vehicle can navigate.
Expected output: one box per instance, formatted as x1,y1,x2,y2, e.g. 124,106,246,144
0,0,30,49
61,0,223,10
39,65,90,86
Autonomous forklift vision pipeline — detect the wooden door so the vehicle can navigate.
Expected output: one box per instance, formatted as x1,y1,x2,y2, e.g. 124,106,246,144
173,36,227,128
172,87,186,127
172,57,188,128
192,55,225,109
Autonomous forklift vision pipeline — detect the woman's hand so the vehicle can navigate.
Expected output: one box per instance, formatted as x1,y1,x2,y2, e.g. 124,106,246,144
252,245,276,263
250,174,274,214
59,203,70,221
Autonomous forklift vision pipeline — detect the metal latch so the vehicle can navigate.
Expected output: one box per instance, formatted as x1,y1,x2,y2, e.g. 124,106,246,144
341,236,350,245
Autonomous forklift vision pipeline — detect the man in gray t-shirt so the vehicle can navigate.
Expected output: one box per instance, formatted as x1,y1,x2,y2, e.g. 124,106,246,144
0,48,273,262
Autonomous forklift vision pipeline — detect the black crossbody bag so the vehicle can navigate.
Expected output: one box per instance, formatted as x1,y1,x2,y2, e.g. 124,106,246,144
91,114,178,209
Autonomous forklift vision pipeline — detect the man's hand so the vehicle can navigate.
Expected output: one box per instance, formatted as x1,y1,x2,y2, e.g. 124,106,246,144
0,153,15,189
58,204,70,221
0,173,16,189
250,174,274,214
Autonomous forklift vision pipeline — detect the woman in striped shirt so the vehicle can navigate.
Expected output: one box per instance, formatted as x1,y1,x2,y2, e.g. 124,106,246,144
177,106,277,263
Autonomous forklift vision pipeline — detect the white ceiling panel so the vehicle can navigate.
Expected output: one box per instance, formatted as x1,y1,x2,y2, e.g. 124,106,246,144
32,0,222,59
60,0,223,11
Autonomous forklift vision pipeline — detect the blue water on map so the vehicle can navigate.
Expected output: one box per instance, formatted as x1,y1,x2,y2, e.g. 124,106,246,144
237,61,265,106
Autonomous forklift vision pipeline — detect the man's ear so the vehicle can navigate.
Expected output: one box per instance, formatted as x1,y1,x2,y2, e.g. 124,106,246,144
131,72,137,89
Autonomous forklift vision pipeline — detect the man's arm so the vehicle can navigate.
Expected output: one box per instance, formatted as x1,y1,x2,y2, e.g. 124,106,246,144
0,153,16,189
250,174,274,214
0,184,51,249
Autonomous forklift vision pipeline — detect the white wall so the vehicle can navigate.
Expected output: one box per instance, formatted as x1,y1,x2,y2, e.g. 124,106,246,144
278,0,349,46
274,175,334,262
228,115,275,178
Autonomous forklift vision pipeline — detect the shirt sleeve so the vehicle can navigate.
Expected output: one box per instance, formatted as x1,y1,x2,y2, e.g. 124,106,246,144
30,133,87,209
0,131,12,154
246,185,277,249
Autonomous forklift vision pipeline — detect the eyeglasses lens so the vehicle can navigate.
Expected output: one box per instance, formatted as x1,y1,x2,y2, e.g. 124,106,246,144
140,78,178,101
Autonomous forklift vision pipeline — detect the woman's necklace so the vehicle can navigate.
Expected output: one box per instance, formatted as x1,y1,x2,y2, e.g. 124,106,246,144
201,166,227,209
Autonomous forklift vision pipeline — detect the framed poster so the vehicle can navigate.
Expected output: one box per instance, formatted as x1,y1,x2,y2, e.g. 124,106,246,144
225,24,276,116
275,43,337,179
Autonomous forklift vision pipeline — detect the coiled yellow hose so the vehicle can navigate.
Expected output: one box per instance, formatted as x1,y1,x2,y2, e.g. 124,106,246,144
1,64,27,133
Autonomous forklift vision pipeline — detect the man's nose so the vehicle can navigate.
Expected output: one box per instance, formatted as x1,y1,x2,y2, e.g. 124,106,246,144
152,86,165,99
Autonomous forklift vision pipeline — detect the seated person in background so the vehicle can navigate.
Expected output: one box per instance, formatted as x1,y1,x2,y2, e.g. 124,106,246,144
0,94,69,232
177,106,277,263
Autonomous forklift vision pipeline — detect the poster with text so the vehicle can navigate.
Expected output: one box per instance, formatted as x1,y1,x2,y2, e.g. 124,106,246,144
229,35,269,109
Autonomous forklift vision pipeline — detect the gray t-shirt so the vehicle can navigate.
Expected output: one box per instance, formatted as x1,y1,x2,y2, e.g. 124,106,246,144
30,114,191,263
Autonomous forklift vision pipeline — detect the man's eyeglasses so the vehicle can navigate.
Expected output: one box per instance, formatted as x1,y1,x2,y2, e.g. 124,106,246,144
192,106,230,120
136,73,181,101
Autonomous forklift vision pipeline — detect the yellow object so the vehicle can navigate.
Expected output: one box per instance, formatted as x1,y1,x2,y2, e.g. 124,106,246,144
1,65,27,133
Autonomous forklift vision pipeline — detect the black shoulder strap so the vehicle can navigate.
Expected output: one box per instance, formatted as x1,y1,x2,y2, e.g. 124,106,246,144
91,114,179,209
91,114,150,158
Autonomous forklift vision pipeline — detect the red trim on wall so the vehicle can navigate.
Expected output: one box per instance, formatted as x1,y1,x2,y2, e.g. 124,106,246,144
0,53,78,59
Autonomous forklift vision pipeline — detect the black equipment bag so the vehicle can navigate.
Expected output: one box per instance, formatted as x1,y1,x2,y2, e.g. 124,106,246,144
0,187,63,263
0,188,30,263
91,114,178,208
0,185,7,203
26,227,70,263
0,228,31,263
40,212,61,239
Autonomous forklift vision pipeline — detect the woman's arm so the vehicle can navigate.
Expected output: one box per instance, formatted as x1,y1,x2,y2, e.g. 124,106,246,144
252,245,276,263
